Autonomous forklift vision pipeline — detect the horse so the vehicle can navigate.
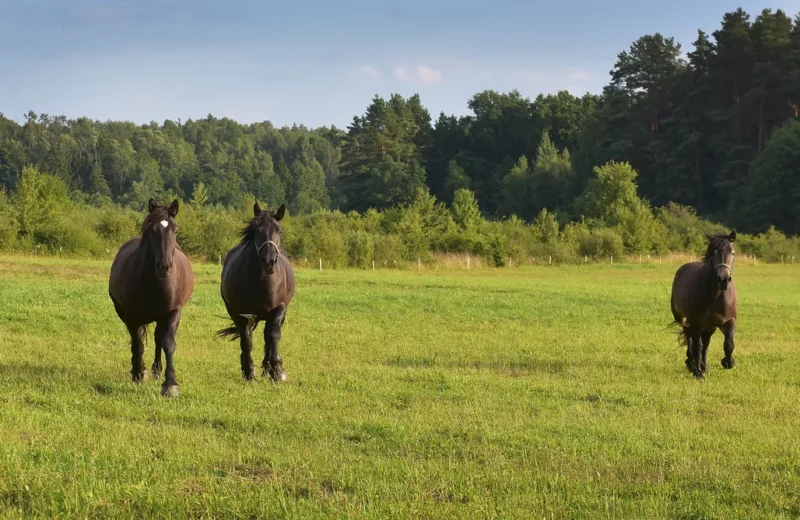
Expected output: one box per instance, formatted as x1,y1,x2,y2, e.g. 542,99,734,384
218,203,295,382
108,198,195,397
670,230,738,378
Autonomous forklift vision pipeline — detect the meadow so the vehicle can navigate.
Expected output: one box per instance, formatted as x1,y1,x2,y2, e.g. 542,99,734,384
0,255,799,519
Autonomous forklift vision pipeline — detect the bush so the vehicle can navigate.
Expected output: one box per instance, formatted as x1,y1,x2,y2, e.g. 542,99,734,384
178,205,240,261
33,215,107,256
578,228,624,259
0,192,17,250
656,202,723,253
95,206,138,245
489,234,506,267
738,227,800,262
347,230,375,268
373,234,404,267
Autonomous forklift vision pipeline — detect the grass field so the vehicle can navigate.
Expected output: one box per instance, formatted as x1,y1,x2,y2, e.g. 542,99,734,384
1,255,799,519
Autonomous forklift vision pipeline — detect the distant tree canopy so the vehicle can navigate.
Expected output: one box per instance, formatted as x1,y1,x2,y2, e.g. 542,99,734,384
1,7,799,236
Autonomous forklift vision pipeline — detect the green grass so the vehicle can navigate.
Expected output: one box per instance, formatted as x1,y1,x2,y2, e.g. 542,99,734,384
1,255,799,519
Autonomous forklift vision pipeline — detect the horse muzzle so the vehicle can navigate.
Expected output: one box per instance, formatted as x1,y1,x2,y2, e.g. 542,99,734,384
261,259,277,275
155,260,173,278
718,275,731,291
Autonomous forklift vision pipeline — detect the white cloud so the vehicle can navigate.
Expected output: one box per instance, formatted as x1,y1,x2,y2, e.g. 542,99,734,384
514,66,592,93
567,67,590,81
360,64,380,80
394,64,443,85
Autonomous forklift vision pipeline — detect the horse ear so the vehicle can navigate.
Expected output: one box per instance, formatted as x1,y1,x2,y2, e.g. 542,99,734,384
253,202,261,217
148,198,157,213
274,204,286,221
729,230,736,242
169,199,179,217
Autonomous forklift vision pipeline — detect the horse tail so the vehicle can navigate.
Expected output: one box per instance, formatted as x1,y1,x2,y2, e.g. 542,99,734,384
217,323,240,341
675,322,687,348
131,323,149,348
665,316,688,349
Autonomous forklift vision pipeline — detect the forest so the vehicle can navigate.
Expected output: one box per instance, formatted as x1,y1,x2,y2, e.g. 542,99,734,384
1,7,799,265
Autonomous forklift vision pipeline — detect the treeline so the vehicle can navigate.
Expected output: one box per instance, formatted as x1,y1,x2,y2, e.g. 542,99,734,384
1,161,798,266
0,6,799,261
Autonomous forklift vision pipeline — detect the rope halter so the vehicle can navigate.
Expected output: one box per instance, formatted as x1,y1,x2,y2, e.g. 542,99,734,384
255,239,280,259
715,262,733,274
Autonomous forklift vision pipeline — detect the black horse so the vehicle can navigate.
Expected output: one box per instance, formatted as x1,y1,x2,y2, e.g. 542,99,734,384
109,199,195,396
218,203,295,381
670,231,738,378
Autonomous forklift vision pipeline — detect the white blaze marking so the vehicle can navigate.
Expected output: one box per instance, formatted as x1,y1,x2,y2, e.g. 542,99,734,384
160,220,169,228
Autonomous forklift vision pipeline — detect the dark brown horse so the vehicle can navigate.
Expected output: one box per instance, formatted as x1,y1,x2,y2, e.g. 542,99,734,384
670,231,738,378
109,198,195,397
219,203,295,381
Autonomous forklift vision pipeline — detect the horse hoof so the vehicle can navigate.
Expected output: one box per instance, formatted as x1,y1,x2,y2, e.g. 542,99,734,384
132,371,147,383
243,370,257,381
161,385,179,398
151,364,162,378
263,367,287,382
721,357,736,369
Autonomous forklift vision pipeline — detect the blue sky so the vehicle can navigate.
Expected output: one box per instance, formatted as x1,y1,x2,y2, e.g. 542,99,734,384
2,0,797,129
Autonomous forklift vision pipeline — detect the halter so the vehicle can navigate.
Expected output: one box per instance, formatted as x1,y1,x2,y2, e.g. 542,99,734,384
715,262,733,274
255,239,280,259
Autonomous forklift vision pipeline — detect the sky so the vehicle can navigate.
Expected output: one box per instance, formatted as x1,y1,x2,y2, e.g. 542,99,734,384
1,0,798,129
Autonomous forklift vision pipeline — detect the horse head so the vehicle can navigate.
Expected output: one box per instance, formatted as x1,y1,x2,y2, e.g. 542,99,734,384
250,203,285,275
144,198,180,278
707,230,736,291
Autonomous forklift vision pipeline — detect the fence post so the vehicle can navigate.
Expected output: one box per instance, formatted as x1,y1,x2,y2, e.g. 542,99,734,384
418,258,421,271
372,260,375,271
659,256,662,264
219,255,221,265
585,255,587,263
793,256,795,265
467,255,470,270
548,256,552,265
319,258,322,271
639,254,642,264
610,255,613,264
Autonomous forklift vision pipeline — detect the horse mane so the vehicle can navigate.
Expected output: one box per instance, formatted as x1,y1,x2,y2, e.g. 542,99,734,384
239,211,276,245
702,234,732,263
238,211,290,257
141,206,173,235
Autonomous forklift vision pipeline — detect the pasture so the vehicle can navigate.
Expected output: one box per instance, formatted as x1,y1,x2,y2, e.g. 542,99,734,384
0,255,799,518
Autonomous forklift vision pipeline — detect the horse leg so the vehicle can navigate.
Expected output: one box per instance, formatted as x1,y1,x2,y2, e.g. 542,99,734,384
720,319,736,369
262,304,287,382
700,329,714,374
238,317,257,381
156,309,182,397
683,326,693,372
128,324,146,383
152,329,164,379
690,328,704,379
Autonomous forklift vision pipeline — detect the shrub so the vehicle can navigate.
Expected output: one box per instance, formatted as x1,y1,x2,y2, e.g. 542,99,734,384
489,234,507,267
373,234,404,267
578,227,624,259
95,205,138,245
347,230,375,268
33,215,107,256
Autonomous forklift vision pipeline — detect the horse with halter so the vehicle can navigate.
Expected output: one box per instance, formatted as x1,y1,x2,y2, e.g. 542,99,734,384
670,231,738,378
218,203,295,382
